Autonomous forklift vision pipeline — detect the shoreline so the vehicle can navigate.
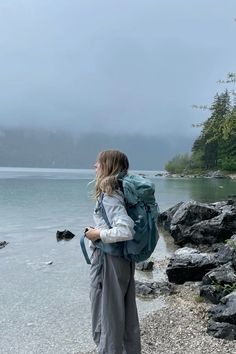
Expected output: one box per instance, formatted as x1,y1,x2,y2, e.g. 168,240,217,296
82,283,235,354
162,172,236,180
227,173,236,180
140,283,235,354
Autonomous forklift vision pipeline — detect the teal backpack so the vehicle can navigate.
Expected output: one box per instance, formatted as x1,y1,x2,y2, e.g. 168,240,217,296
80,174,159,263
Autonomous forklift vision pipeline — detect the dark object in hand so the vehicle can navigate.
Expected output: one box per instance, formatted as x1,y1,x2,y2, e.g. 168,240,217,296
56,230,75,242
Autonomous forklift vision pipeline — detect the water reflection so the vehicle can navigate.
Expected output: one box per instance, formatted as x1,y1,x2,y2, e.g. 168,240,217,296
151,177,236,211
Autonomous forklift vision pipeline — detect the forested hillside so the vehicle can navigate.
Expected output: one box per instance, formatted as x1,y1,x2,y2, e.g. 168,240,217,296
0,128,194,170
165,80,236,173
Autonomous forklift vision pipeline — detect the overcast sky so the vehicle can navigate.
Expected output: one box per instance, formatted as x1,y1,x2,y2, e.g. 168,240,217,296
0,0,235,138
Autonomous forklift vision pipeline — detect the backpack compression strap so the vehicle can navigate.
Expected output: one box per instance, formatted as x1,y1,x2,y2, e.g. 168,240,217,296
80,234,91,265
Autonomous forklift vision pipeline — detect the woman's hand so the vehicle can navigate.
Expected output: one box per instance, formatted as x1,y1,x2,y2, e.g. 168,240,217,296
85,227,101,241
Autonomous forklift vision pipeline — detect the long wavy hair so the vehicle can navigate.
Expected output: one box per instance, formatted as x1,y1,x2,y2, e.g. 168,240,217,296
95,150,129,198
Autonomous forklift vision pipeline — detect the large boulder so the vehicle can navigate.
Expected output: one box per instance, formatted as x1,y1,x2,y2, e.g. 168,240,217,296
207,321,236,340
159,200,236,246
214,243,235,266
202,263,236,285
158,202,183,231
207,290,236,340
208,290,236,325
166,247,217,284
225,234,236,270
200,263,236,304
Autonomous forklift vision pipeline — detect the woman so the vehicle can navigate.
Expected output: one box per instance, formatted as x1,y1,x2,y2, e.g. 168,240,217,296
85,150,141,354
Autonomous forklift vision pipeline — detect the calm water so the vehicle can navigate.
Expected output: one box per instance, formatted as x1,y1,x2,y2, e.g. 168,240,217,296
0,168,235,354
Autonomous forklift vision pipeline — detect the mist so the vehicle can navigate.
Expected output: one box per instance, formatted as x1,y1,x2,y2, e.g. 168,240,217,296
0,0,235,167
0,127,194,170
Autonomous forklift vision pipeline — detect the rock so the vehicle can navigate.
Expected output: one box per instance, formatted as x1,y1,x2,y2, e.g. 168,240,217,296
207,170,229,179
166,247,217,284
135,283,153,296
171,201,219,227
200,285,222,304
233,253,236,270
200,263,236,304
135,280,175,297
214,243,235,265
208,290,236,325
159,200,236,246
0,241,8,249
158,202,183,231
135,261,154,271
223,235,236,270
155,172,168,177
56,230,75,241
207,321,236,340
202,263,236,285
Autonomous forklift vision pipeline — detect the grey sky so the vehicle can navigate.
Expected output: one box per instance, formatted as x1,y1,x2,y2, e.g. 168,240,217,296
0,0,235,137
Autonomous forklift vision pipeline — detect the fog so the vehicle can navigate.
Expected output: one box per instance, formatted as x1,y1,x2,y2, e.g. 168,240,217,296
0,0,235,168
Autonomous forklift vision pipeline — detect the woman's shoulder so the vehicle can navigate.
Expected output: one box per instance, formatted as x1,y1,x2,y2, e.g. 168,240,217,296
103,190,125,205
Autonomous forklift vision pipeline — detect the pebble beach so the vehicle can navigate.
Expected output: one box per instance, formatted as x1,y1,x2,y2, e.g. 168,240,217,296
82,282,235,354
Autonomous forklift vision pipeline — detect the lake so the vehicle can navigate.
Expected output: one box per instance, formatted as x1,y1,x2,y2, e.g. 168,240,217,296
0,168,235,354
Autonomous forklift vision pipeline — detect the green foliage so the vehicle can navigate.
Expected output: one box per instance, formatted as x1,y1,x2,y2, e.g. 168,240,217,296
165,154,191,174
226,239,236,252
166,74,236,173
191,90,236,172
219,158,236,171
194,295,205,303
212,281,236,296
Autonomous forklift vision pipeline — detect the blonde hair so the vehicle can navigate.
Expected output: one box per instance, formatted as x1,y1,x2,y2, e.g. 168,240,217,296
95,150,129,198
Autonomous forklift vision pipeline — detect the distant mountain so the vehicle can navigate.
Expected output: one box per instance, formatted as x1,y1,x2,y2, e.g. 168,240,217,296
0,127,195,170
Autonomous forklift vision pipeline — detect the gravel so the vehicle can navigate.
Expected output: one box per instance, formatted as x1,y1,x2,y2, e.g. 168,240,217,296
80,282,235,354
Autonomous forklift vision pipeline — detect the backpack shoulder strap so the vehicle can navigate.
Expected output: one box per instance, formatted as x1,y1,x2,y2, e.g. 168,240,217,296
80,234,91,264
98,193,112,229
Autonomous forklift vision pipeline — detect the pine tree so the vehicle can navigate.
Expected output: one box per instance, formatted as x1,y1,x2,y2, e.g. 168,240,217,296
192,90,232,169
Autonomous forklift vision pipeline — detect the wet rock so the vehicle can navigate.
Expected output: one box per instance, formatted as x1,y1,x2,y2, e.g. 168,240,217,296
158,202,183,231
135,280,175,297
200,285,222,304
0,241,8,249
171,201,219,227
166,247,217,284
135,260,154,271
202,263,236,285
207,321,236,340
200,263,236,304
56,230,75,241
207,170,229,179
208,290,236,325
45,261,53,265
159,200,236,246
215,243,235,266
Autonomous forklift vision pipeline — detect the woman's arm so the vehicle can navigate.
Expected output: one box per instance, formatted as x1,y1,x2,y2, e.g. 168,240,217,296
85,192,134,243
98,193,135,243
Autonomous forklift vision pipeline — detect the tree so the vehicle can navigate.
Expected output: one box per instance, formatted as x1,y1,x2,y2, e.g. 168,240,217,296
191,90,233,170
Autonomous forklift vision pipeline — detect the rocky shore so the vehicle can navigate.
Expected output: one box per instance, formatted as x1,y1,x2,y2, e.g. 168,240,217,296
81,199,236,354
155,170,236,180
82,282,235,354
140,282,235,354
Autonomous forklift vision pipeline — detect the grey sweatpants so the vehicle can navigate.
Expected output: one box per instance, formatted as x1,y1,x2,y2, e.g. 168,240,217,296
90,249,141,354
